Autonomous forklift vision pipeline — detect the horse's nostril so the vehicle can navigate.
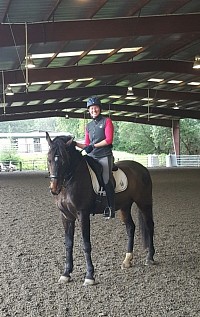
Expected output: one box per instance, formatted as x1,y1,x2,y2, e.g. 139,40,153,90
51,191,58,196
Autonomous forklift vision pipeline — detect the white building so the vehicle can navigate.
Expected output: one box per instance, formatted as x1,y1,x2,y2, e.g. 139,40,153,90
0,131,71,154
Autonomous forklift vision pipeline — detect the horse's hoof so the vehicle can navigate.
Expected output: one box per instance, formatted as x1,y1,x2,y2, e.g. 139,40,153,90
83,278,96,286
121,261,132,269
121,252,133,269
59,275,71,283
145,259,155,266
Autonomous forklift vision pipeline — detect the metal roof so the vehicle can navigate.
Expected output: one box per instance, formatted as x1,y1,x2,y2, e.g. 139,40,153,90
0,0,200,127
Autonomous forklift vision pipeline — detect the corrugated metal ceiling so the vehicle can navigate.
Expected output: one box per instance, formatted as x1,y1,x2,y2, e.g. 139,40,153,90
0,0,200,126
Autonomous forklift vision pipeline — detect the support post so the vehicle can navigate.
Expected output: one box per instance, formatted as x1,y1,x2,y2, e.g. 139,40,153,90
172,120,180,156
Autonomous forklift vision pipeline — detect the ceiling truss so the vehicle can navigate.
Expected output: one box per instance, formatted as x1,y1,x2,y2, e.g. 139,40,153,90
0,0,200,126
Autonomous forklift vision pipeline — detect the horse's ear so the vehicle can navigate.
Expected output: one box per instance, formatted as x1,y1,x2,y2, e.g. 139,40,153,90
66,136,75,147
46,132,52,146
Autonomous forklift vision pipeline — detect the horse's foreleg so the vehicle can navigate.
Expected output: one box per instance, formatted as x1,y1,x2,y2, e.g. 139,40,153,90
121,209,135,269
79,213,95,286
59,215,75,283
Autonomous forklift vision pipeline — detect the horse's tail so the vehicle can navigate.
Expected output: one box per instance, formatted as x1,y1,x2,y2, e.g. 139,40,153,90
137,204,153,250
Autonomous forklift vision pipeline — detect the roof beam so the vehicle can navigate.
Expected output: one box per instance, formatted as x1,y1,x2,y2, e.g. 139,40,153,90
1,101,200,120
131,88,200,102
4,86,200,104
5,86,127,102
0,110,172,127
1,13,200,47
1,60,197,85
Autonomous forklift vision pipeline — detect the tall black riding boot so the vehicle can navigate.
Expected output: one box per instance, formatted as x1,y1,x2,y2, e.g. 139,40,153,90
103,181,115,219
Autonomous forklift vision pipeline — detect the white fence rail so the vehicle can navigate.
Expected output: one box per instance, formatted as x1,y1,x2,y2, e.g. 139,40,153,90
145,154,200,168
115,154,200,168
176,155,200,167
1,155,200,172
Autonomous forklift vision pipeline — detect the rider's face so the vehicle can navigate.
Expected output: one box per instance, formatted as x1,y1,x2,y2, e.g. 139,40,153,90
88,105,101,118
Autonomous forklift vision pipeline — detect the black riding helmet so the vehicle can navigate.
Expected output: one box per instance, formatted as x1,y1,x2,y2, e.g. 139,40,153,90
86,96,102,109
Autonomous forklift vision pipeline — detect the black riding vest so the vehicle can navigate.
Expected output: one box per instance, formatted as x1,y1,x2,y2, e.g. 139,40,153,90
86,115,113,158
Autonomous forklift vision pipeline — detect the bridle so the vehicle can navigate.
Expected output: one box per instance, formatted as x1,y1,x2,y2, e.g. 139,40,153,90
48,142,83,189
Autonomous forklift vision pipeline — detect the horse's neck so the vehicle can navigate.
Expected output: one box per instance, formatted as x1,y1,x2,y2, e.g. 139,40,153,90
71,149,83,169
64,152,89,188
65,150,85,179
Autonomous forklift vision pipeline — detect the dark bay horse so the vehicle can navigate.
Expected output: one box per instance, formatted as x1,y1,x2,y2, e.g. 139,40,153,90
46,132,155,285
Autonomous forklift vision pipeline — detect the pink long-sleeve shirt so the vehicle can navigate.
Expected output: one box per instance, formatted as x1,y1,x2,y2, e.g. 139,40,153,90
85,117,114,146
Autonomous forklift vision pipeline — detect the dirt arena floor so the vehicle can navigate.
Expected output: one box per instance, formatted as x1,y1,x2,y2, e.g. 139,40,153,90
0,168,199,317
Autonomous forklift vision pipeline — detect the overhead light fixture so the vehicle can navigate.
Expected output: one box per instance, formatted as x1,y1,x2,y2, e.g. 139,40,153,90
125,96,137,100
148,78,164,83
31,53,54,59
193,55,200,69
167,80,183,84
118,47,142,53
109,95,121,99
25,55,36,68
88,49,113,55
127,86,133,95
31,81,50,85
5,84,14,96
53,79,73,83
76,78,93,82
173,102,179,109
142,97,153,101
10,83,26,87
187,81,200,86
158,99,168,102
58,51,84,57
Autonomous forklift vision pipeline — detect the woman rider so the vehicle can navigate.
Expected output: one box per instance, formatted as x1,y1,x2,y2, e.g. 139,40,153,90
76,96,115,219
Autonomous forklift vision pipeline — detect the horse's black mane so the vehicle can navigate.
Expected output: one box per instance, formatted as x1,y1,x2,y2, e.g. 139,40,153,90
51,135,82,162
50,135,73,158
53,135,73,144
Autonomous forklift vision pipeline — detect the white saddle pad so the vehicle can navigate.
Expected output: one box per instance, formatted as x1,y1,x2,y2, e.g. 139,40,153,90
87,163,128,195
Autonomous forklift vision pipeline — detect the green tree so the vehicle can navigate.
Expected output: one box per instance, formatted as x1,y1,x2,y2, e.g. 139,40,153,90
1,117,200,155
0,149,20,164
55,117,87,140
0,118,56,133
150,126,173,154
114,122,155,154
180,119,200,154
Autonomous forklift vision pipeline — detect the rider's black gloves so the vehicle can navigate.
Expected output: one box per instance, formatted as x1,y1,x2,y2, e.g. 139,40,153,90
84,144,94,154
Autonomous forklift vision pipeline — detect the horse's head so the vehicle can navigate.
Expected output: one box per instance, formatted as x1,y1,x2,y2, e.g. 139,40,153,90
46,132,76,195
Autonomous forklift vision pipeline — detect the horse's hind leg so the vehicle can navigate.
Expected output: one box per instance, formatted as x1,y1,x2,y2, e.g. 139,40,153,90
120,206,135,269
138,203,155,265
59,215,75,283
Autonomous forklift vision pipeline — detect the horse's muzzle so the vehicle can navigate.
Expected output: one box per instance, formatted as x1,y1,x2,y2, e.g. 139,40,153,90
50,188,59,195
49,178,61,195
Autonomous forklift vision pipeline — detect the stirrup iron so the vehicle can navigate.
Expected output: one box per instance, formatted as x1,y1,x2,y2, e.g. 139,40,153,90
103,207,115,219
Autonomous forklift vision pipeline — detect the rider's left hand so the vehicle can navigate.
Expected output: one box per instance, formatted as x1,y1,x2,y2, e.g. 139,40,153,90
84,144,94,154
